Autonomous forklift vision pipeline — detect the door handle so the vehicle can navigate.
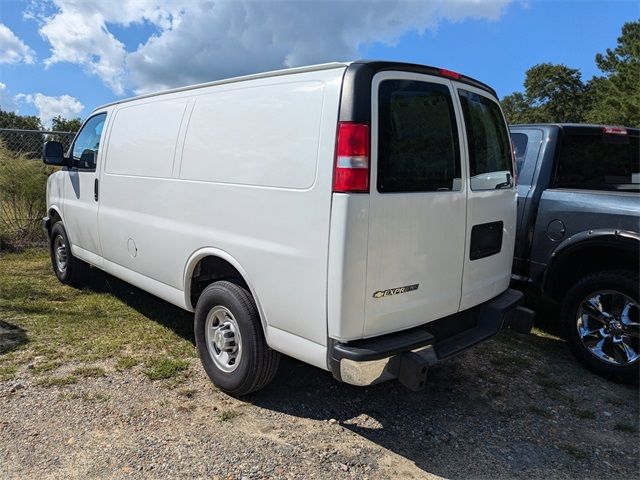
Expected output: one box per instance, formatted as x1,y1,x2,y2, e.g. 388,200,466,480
94,178,99,201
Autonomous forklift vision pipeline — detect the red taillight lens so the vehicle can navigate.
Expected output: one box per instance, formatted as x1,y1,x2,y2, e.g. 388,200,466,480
333,122,370,193
602,126,627,135
438,68,461,79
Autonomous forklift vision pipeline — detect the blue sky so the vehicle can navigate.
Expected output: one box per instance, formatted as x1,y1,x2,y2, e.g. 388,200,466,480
0,0,637,126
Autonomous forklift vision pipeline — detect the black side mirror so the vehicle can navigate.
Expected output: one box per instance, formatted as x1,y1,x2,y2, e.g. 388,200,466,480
42,141,69,167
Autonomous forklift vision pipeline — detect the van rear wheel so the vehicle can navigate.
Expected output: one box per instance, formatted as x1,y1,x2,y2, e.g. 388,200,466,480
49,222,88,286
194,281,280,396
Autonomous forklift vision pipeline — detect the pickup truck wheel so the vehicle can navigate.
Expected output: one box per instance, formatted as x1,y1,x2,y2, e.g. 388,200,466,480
562,270,639,382
194,281,280,396
49,222,88,286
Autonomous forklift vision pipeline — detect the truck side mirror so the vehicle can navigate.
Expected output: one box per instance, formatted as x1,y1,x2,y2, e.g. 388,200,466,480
42,141,70,167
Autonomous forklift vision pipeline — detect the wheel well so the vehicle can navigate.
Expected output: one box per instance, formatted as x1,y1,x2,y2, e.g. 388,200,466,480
47,209,62,234
545,243,638,301
189,256,249,309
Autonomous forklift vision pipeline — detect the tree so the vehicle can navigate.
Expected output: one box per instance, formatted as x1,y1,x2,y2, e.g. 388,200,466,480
500,92,533,124
51,115,82,133
0,109,42,130
523,63,588,123
586,20,640,127
501,63,588,124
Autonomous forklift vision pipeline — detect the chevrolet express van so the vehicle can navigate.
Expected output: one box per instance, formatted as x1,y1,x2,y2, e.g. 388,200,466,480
42,61,532,395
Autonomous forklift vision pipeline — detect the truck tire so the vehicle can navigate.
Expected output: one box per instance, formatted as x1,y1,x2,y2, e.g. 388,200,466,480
49,222,89,286
194,281,280,396
562,270,639,382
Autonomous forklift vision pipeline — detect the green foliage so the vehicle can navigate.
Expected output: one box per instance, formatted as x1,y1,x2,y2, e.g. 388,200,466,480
51,115,82,133
0,109,42,130
143,357,189,380
501,20,640,128
587,21,640,126
0,140,54,249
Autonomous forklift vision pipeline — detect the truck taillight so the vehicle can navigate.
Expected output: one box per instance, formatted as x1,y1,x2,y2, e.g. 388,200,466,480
333,122,370,193
602,126,627,135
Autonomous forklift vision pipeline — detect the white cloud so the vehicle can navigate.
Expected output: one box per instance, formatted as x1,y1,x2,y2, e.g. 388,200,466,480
0,23,36,64
0,82,18,111
34,0,512,95
16,93,84,127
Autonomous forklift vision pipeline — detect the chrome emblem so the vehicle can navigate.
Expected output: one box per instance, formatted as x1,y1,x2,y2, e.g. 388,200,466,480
373,284,419,298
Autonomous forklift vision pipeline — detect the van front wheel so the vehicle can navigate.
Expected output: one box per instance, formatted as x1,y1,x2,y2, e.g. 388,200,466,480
49,222,88,286
194,281,280,396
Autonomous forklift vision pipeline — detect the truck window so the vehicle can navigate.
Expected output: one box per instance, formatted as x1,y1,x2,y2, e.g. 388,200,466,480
555,132,640,192
511,132,528,173
377,80,461,193
458,89,513,190
72,113,106,170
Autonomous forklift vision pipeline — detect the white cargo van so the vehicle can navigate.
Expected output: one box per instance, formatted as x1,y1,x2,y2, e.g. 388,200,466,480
42,60,532,395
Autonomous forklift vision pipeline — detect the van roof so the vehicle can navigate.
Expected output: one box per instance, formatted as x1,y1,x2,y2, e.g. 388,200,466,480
95,60,497,112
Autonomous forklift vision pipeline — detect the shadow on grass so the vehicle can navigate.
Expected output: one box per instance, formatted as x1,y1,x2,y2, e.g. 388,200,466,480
82,267,195,345
0,320,28,355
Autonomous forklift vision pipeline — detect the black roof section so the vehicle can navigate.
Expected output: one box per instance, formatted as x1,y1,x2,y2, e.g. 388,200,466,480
339,60,497,123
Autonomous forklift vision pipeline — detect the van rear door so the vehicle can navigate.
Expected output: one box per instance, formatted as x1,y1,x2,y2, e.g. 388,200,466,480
363,71,467,338
454,84,516,310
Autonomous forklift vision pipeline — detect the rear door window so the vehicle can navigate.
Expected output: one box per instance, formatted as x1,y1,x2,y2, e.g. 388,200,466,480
555,132,640,192
377,80,461,193
511,132,528,174
458,89,513,190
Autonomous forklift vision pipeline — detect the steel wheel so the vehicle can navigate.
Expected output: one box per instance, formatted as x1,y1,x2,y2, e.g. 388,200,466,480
205,305,242,373
54,234,67,273
576,290,640,366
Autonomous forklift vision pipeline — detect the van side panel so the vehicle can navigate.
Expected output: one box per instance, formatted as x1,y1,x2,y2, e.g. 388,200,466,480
180,82,324,189
98,68,345,351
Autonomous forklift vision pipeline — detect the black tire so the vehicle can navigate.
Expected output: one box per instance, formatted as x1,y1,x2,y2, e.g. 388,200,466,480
562,270,639,383
194,281,280,396
49,222,89,286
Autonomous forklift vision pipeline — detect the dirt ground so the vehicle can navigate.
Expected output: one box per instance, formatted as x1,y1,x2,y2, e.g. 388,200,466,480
1,251,638,479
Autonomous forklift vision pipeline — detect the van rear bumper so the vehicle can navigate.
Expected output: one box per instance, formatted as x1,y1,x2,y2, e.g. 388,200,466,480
328,288,533,390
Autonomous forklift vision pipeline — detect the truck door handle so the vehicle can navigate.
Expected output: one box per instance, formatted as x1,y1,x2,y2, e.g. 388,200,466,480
94,178,99,201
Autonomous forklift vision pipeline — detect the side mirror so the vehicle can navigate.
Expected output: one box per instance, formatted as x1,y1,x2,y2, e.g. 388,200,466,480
42,141,69,167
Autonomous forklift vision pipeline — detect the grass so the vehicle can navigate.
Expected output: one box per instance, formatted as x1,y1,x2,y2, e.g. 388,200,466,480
614,423,637,433
572,408,596,420
0,249,197,385
37,374,77,387
72,366,106,378
527,405,553,419
560,444,588,460
0,364,17,381
219,409,241,421
143,357,189,380
115,356,139,371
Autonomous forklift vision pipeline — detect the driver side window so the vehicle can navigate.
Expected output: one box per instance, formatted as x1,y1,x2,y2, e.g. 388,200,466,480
72,113,106,170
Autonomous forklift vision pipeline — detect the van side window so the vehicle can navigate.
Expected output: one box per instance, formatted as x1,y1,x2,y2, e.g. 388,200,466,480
377,80,461,193
458,89,513,190
72,113,106,170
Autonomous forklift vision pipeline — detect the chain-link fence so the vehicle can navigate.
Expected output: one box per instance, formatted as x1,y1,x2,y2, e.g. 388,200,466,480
0,128,76,250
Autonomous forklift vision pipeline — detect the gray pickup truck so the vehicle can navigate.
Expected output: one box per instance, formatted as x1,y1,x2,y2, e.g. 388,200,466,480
510,123,639,381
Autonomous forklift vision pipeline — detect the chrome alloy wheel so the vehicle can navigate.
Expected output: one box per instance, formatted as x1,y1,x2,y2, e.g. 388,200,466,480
576,290,640,366
54,234,68,273
205,306,242,373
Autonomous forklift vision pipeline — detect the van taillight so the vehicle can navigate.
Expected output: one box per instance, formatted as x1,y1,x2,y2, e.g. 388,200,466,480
333,122,370,193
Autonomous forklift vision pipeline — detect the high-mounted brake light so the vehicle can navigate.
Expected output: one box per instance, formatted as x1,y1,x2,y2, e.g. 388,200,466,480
333,122,370,193
438,68,461,79
602,126,627,135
